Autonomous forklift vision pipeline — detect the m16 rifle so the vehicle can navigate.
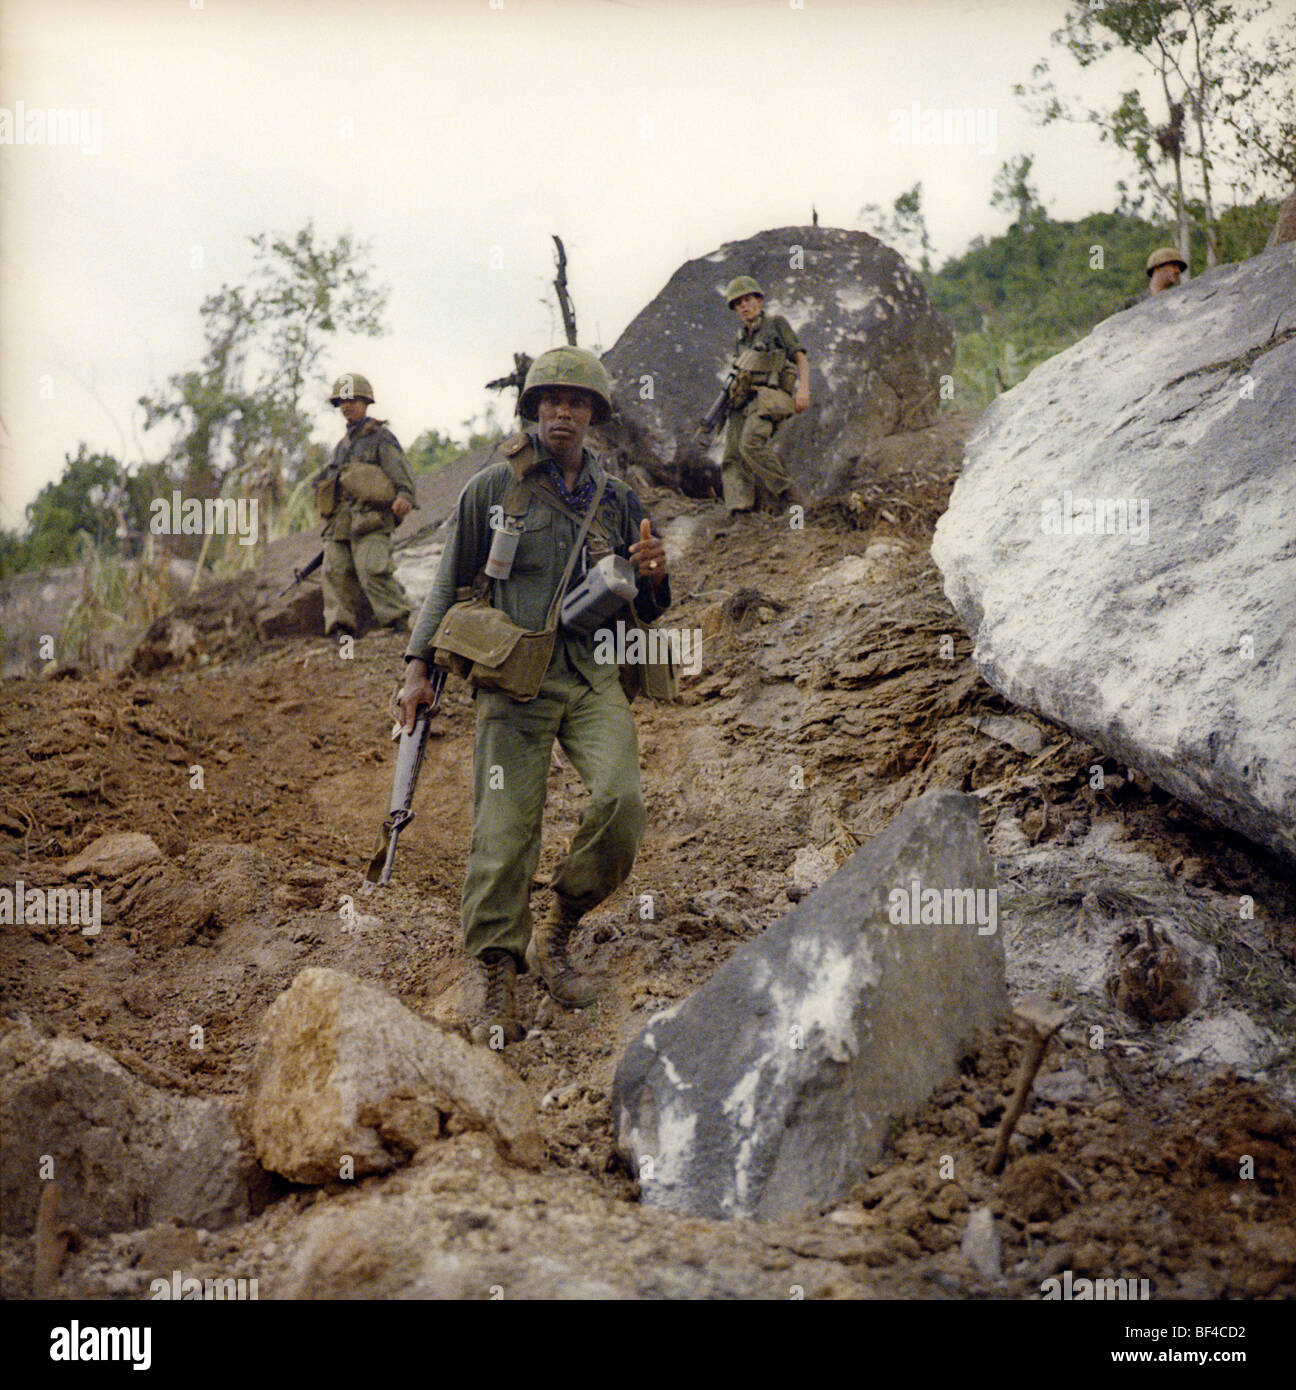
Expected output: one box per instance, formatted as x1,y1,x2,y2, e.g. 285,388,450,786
670,367,738,496
696,364,739,443
278,551,324,598
362,667,446,893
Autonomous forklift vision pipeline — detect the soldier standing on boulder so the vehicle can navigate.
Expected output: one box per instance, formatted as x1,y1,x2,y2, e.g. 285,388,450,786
397,347,671,1047
719,276,810,515
314,373,417,637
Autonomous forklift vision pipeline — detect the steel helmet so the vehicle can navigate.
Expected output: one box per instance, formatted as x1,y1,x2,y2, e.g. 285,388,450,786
1145,247,1188,276
519,347,613,425
329,373,375,405
725,276,764,308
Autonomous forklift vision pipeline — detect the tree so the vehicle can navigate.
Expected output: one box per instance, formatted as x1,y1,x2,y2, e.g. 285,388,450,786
991,155,1048,233
859,182,934,272
139,223,388,519
1016,0,1295,268
9,446,126,569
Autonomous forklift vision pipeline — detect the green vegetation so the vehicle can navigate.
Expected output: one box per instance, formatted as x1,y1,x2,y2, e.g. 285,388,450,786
925,194,1277,410
407,425,498,476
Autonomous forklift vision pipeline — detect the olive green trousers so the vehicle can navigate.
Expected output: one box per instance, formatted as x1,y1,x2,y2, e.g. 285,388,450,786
461,647,646,965
722,392,794,512
322,532,410,632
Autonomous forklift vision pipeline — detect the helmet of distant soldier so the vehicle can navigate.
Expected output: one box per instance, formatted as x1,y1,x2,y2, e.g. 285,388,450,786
329,373,375,405
724,276,765,308
1145,247,1188,276
519,347,613,425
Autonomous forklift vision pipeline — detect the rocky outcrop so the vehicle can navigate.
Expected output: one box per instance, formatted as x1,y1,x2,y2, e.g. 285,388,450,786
612,790,1007,1220
0,1019,262,1237
246,968,543,1183
599,225,954,498
933,245,1296,866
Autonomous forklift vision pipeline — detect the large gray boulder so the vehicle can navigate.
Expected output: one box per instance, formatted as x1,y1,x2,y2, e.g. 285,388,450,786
612,790,1006,1220
600,225,954,497
246,968,543,1183
932,245,1296,866
0,1019,261,1237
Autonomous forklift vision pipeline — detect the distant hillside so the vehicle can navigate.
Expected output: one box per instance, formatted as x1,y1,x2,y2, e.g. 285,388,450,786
927,199,1278,409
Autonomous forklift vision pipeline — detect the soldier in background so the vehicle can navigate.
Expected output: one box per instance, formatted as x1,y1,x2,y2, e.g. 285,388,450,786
315,373,417,637
719,276,810,515
1146,246,1188,295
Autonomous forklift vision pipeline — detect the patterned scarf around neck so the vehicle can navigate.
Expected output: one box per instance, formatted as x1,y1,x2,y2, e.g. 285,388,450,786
540,458,596,512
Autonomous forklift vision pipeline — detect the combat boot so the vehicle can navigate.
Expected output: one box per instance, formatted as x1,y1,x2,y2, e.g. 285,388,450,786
526,898,597,1009
468,949,525,1047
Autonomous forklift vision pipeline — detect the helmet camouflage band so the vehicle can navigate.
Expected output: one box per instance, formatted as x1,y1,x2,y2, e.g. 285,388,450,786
519,347,613,425
725,275,764,308
1145,247,1188,276
329,373,375,405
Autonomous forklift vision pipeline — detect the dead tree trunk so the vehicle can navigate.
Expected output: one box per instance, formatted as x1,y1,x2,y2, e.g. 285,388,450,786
552,235,578,346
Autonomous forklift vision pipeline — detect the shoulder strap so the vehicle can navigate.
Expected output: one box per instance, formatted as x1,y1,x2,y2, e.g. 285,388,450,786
524,471,613,540
542,474,608,631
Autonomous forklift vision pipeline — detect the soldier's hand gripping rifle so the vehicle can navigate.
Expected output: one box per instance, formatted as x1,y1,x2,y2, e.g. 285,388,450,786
361,667,446,893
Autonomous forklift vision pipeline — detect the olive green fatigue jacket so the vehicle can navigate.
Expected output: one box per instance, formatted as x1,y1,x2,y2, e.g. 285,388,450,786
729,312,806,394
321,417,418,542
406,433,671,688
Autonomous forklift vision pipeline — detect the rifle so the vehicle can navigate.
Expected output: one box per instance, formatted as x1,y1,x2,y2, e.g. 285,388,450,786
694,364,739,444
278,551,324,598
361,667,446,893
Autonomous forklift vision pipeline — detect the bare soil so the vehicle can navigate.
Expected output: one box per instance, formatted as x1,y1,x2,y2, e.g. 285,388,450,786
2,410,1293,1300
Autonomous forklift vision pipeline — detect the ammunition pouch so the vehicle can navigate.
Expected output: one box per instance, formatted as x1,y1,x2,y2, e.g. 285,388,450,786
315,475,339,519
432,595,556,702
778,364,798,396
728,370,754,409
617,604,679,704
754,385,795,423
340,462,397,507
735,346,786,377
349,507,391,540
730,344,789,409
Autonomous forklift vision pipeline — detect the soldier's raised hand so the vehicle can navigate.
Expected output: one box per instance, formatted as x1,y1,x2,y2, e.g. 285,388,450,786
629,517,668,586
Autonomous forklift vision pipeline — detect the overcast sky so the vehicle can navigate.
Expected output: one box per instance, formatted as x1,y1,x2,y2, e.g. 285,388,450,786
1,0,1268,528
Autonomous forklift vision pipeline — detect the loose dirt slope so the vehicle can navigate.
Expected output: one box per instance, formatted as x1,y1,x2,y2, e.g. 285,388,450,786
2,412,1293,1299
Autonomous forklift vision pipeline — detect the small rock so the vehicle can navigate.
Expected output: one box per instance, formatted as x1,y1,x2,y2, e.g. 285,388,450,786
247,968,543,1183
63,833,162,878
960,1206,1002,1280
827,1208,872,1228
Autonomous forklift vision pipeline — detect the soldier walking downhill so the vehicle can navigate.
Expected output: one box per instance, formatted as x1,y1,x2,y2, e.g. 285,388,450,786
398,347,671,1046
719,276,810,514
315,373,418,637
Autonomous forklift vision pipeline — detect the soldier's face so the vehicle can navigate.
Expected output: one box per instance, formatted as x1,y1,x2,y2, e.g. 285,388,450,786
536,388,595,452
339,397,368,423
1149,263,1183,294
734,293,763,325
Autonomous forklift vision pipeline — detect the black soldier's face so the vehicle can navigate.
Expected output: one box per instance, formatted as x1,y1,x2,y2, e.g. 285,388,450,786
536,388,594,453
734,293,763,325
339,397,368,423
1149,264,1183,294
